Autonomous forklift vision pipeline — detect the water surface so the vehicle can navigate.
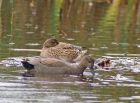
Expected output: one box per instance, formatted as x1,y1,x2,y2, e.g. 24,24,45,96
0,0,140,103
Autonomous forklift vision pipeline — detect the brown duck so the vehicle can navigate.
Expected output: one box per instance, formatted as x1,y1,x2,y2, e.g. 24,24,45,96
40,38,86,62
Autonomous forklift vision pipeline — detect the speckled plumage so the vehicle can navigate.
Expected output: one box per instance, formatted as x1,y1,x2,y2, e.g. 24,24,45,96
40,38,85,62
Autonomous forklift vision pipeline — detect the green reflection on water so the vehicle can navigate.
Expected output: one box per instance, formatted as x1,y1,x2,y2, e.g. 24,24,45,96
51,0,63,35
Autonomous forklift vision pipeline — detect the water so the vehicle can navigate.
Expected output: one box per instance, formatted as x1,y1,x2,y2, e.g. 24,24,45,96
0,0,140,103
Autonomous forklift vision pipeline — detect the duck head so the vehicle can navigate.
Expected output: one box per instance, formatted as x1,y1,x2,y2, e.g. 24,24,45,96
43,38,59,48
77,55,95,73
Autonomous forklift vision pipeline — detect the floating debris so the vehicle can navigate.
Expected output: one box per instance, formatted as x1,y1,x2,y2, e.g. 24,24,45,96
95,56,140,72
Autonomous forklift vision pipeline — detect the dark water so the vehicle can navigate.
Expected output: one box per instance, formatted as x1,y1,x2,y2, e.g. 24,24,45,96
0,0,140,103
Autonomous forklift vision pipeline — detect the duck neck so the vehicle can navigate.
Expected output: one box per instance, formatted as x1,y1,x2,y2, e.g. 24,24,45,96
77,57,89,69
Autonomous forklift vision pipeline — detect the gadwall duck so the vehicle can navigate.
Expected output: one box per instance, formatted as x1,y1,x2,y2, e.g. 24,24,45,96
21,55,94,76
40,38,85,62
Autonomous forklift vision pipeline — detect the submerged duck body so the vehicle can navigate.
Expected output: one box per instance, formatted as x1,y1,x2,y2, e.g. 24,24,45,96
40,38,84,62
21,55,94,76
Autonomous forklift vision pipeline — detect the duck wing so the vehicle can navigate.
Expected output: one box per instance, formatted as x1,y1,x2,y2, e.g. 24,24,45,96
58,42,82,50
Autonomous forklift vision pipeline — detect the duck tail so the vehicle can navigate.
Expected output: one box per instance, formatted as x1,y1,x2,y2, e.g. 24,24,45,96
21,60,35,70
